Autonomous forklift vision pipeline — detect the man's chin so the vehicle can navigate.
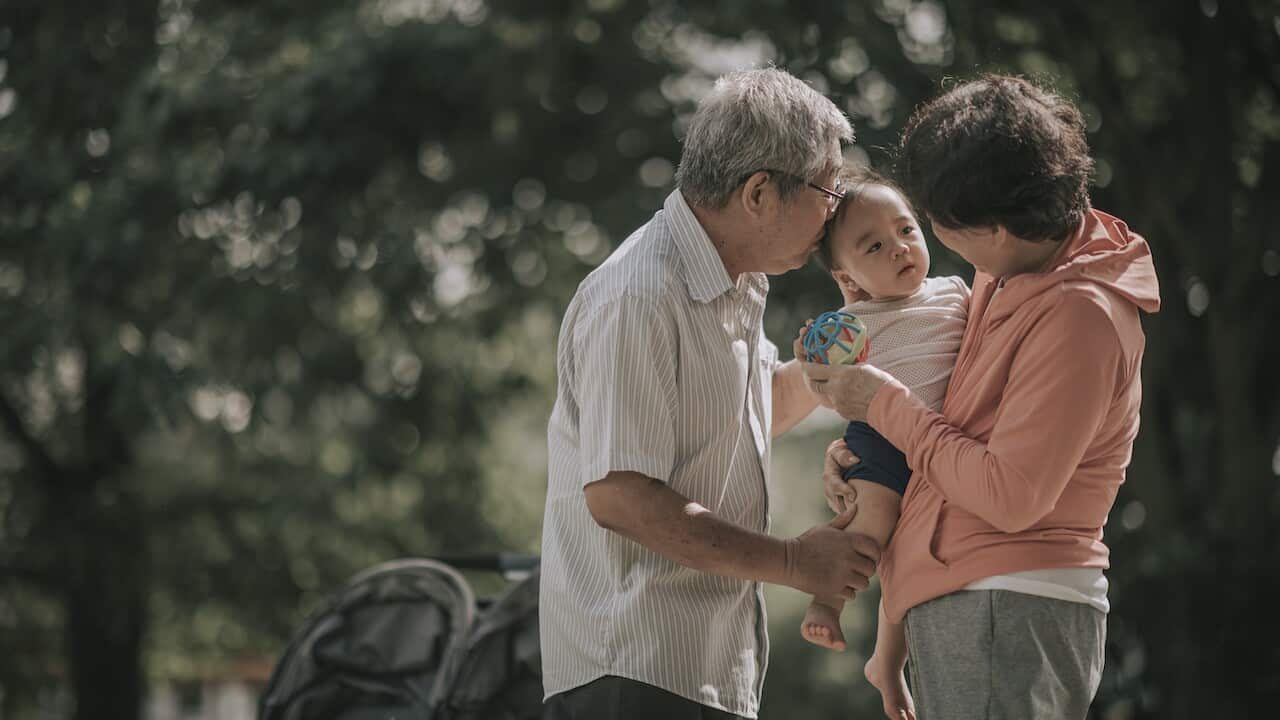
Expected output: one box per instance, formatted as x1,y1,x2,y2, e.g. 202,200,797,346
762,256,807,275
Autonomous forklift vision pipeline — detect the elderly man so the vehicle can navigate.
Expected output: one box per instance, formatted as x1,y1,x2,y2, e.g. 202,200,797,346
540,67,881,720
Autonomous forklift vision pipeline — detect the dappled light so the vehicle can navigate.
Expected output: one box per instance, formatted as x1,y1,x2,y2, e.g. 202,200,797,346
0,1,1277,719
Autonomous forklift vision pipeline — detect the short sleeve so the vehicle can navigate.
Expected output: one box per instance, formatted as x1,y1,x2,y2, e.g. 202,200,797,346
944,274,973,303
574,296,679,487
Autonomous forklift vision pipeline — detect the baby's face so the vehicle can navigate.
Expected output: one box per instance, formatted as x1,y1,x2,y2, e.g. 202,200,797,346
829,185,930,300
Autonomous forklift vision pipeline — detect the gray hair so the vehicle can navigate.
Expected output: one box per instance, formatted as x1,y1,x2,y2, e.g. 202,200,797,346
675,67,854,208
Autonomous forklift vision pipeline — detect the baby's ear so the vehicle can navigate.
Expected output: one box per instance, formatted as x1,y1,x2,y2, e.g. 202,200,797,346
832,269,860,293
833,270,871,303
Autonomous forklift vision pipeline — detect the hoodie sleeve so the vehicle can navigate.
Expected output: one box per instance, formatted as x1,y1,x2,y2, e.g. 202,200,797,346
868,291,1125,533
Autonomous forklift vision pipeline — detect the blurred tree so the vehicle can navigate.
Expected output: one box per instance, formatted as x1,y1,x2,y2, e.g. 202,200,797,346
0,0,684,716
1,0,1277,719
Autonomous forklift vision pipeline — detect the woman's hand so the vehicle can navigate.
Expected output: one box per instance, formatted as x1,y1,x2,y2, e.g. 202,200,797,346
823,438,860,513
801,361,896,422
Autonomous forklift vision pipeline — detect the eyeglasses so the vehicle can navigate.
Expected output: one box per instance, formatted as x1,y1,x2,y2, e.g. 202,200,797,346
742,168,846,211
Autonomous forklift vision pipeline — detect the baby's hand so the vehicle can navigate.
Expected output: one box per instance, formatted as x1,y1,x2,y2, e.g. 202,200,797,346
793,319,815,362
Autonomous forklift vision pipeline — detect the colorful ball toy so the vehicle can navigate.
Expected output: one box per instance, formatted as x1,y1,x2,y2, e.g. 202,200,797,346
803,310,870,365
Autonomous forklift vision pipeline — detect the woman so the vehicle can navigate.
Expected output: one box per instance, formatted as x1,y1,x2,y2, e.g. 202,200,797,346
803,75,1160,720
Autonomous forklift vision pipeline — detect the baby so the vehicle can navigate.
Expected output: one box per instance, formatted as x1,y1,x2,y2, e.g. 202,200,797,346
796,167,969,719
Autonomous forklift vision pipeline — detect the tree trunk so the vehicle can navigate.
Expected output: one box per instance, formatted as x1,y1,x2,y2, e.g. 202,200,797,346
65,488,148,720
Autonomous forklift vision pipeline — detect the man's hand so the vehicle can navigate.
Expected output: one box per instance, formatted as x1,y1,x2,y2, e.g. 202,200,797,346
800,361,895,422
823,438,860,514
782,507,880,599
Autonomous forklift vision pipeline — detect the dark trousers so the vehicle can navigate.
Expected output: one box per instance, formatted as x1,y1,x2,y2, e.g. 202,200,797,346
544,676,747,720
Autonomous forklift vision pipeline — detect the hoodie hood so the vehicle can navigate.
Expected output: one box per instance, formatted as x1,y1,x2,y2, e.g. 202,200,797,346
989,209,1161,321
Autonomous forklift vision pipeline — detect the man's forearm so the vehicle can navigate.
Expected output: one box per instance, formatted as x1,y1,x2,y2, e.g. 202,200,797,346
585,471,789,585
771,360,820,437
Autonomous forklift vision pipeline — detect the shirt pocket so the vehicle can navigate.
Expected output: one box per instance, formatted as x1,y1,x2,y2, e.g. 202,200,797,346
673,339,749,456
907,483,950,569
928,502,952,568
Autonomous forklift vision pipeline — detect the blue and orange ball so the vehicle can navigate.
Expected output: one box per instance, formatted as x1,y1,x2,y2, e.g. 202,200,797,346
803,310,870,365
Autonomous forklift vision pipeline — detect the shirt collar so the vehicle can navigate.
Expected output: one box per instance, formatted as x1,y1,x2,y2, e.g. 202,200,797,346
664,190,735,303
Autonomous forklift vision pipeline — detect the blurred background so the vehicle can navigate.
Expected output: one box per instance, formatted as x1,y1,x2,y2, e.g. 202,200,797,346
1,0,1278,718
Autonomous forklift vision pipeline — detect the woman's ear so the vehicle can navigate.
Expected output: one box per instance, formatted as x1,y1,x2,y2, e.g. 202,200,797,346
989,224,1013,248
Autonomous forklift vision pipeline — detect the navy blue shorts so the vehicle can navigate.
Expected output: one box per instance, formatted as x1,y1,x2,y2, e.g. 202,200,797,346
841,421,911,495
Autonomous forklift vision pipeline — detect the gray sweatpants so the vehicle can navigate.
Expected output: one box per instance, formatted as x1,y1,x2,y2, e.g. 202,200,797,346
904,590,1106,720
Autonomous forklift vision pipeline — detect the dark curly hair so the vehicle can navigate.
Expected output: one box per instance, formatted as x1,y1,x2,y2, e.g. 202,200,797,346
897,75,1094,243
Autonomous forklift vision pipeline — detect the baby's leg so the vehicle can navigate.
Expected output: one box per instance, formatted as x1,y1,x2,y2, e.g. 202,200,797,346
865,600,916,720
800,479,901,651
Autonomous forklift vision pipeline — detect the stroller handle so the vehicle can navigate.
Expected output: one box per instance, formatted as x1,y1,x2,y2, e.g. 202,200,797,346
430,552,540,574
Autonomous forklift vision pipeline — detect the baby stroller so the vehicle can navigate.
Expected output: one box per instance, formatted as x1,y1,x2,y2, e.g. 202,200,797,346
257,553,542,720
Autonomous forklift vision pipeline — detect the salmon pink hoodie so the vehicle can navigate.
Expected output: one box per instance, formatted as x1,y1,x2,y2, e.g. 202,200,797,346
871,209,1161,623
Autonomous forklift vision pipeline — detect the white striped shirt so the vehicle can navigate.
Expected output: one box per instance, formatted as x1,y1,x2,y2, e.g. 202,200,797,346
540,190,779,718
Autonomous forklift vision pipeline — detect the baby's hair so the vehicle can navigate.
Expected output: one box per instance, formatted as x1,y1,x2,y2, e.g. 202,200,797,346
813,166,917,272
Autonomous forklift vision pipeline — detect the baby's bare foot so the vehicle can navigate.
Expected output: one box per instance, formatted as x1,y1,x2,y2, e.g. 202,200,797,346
864,654,917,720
800,601,846,651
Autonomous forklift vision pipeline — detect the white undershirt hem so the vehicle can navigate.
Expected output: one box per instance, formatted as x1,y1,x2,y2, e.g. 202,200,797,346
961,568,1110,614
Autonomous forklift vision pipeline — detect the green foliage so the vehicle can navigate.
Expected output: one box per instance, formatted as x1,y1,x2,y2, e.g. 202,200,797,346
1,0,1277,718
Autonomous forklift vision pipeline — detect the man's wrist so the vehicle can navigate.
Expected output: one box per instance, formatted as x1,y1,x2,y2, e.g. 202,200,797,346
779,536,798,588
742,533,792,587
